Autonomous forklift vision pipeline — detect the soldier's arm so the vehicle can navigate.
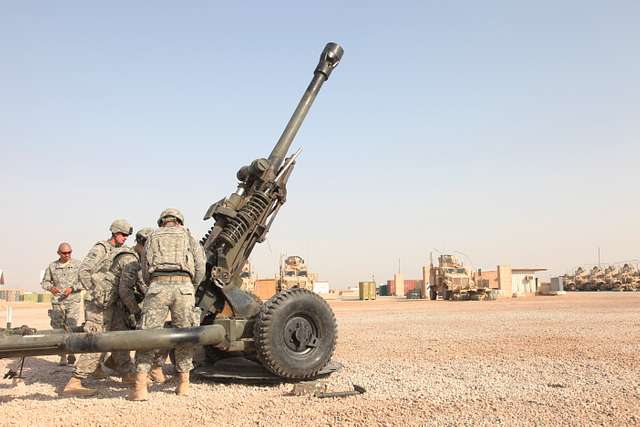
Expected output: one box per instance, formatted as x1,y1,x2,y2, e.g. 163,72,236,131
78,244,107,290
41,265,56,292
190,233,206,285
141,240,151,284
118,255,142,315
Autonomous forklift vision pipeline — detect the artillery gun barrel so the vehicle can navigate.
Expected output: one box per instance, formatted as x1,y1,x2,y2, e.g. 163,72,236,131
267,42,343,174
0,324,225,359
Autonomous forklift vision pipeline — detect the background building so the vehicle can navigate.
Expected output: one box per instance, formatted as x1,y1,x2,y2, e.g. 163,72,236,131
475,265,547,297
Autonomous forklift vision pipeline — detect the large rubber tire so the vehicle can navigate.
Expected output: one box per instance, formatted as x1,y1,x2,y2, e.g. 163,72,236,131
429,286,437,301
254,288,337,380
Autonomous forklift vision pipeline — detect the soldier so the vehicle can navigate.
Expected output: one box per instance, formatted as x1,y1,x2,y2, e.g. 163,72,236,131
115,227,167,384
62,219,134,397
41,242,83,366
130,208,204,401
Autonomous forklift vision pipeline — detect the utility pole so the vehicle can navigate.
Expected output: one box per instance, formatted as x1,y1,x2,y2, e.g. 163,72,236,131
598,247,601,268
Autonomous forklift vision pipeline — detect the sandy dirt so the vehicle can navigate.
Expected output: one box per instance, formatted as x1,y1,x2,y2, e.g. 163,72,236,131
1,293,639,426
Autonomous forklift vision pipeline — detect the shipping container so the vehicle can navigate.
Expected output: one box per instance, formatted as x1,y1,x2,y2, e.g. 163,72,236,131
37,293,53,304
387,280,395,296
0,289,23,302
378,284,388,296
254,279,277,301
22,293,39,303
386,279,423,296
358,282,376,300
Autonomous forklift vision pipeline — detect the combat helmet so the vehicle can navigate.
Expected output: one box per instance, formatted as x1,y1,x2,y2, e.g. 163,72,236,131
157,208,184,226
110,219,133,235
135,227,155,244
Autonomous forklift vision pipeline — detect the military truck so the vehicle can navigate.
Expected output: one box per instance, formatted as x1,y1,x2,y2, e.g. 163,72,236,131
568,267,590,291
601,265,621,291
586,266,605,291
616,264,638,291
278,255,315,292
239,261,256,293
428,254,492,301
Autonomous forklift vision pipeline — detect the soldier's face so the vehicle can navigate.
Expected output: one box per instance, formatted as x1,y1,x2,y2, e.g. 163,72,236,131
57,246,72,262
114,233,129,247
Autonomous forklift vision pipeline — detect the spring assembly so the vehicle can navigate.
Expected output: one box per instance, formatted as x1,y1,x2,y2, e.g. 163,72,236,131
218,192,270,247
200,226,214,246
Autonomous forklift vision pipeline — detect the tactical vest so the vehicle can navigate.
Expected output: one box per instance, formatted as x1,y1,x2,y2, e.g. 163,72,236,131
145,226,195,278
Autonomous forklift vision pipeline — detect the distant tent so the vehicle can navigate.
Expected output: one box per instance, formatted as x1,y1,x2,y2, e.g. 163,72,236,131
0,270,4,285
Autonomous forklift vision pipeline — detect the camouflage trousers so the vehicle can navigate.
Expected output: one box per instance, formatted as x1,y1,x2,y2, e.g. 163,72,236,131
112,302,167,369
135,281,196,374
73,301,132,379
49,293,83,330
108,303,135,374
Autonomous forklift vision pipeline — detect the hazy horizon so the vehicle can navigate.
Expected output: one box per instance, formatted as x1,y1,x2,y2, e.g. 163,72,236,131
1,2,638,291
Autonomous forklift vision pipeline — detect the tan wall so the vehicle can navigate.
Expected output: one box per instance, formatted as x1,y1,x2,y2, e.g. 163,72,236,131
497,265,512,296
421,266,429,298
394,273,404,297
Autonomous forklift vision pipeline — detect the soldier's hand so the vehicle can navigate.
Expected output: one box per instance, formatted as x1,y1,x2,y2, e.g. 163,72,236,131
127,314,137,329
50,287,60,295
63,287,73,296
136,315,144,330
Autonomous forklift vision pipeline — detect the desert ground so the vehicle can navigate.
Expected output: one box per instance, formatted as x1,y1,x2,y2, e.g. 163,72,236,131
1,293,639,426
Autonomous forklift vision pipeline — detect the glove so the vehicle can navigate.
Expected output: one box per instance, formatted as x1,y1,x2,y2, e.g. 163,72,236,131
136,314,144,330
127,314,137,329
63,287,73,296
50,288,60,295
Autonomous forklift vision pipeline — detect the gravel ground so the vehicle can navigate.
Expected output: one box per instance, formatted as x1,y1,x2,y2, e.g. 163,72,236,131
1,293,639,426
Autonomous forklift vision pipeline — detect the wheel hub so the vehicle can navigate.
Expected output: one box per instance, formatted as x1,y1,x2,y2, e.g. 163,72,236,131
284,316,318,352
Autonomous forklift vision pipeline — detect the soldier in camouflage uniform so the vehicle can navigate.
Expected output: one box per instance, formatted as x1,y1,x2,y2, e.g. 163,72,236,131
115,227,167,384
130,208,205,401
41,242,83,366
62,219,134,397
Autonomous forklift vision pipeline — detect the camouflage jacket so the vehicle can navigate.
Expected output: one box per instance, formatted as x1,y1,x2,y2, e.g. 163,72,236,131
41,258,82,303
78,240,118,305
116,248,147,315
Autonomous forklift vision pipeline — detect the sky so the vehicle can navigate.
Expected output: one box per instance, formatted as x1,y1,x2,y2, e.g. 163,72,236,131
1,1,639,291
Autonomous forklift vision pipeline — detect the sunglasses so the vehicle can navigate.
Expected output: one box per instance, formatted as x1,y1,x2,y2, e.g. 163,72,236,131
60,251,72,255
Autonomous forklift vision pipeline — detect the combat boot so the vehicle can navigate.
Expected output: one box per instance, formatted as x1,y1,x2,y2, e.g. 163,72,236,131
62,377,97,397
67,354,76,365
149,366,166,384
128,372,148,401
90,365,109,379
103,355,117,371
175,372,189,396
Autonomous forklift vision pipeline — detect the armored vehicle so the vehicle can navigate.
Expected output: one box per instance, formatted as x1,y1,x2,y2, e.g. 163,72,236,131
562,273,576,291
278,255,315,292
429,255,491,300
0,42,344,381
618,264,639,291
586,266,604,291
601,265,621,291
569,267,590,291
239,261,256,293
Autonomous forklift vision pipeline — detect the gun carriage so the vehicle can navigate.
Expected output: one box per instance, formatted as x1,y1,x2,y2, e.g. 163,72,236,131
1,42,344,381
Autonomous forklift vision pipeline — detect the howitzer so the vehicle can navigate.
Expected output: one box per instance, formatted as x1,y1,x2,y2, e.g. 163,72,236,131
0,43,343,381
